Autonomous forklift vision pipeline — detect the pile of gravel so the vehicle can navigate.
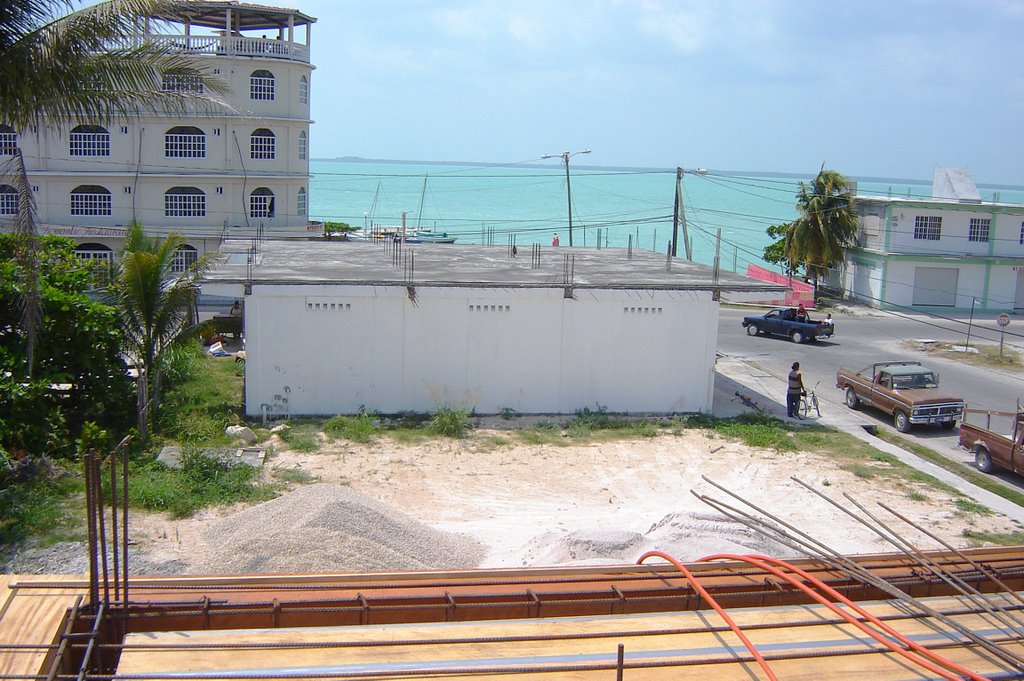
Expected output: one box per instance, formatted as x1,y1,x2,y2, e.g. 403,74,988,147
194,483,486,574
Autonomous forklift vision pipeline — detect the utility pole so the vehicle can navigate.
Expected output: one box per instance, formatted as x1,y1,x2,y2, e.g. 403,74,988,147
672,167,692,260
563,157,574,247
542,149,590,247
671,167,681,257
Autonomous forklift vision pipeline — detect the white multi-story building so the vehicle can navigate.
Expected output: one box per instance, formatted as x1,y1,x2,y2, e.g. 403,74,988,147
1,1,316,272
837,168,1024,314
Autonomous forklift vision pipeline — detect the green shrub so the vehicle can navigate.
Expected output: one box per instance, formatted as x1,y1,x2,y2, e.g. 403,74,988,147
324,413,380,443
128,451,275,518
276,421,320,452
428,406,470,438
0,464,83,545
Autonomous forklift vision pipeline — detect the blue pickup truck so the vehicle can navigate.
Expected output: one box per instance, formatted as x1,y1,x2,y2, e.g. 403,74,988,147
741,308,834,343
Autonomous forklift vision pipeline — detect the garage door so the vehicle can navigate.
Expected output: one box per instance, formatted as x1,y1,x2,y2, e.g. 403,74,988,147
912,267,958,306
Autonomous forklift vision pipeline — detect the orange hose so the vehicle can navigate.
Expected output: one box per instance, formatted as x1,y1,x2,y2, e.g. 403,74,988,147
700,553,992,681
637,550,778,681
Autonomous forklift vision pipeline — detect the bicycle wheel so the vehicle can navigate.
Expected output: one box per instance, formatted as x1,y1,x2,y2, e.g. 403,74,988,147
811,394,821,417
799,395,808,419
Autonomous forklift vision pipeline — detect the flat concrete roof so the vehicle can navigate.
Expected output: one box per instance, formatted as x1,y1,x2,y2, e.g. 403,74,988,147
203,239,787,292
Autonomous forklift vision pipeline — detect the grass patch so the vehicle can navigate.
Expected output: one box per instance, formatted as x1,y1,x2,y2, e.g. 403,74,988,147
0,468,84,546
479,435,512,448
906,490,928,502
158,349,244,447
876,430,1024,508
428,406,470,438
913,340,1023,371
387,428,432,445
681,413,966,493
276,421,321,452
954,496,993,515
963,529,1024,546
272,466,317,484
848,464,877,479
323,413,381,443
515,423,564,446
127,450,277,518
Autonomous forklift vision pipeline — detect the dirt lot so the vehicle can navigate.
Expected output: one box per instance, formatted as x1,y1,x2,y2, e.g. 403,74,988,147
103,426,1024,575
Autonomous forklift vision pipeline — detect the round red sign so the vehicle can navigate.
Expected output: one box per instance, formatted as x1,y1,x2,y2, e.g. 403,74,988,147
998,313,1011,327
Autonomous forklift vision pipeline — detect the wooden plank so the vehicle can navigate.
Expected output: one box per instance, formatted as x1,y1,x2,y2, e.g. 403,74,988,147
0,575,86,680
117,593,1024,680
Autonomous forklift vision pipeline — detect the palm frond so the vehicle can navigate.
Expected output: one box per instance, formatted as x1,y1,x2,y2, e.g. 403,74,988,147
0,0,230,130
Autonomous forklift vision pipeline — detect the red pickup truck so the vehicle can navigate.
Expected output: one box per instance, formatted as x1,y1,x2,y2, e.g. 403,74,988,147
958,409,1024,475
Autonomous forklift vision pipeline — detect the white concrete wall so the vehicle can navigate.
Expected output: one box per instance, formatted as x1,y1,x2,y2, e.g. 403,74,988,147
244,285,717,416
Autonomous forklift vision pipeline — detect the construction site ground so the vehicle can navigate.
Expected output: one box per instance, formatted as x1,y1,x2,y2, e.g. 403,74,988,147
6,354,1024,576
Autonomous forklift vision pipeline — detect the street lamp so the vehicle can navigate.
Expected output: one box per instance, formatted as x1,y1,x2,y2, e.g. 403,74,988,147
542,148,590,247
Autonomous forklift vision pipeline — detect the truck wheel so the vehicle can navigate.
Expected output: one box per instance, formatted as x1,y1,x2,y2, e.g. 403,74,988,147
790,330,805,343
940,420,957,430
894,410,911,433
746,324,759,336
975,447,994,474
844,387,859,409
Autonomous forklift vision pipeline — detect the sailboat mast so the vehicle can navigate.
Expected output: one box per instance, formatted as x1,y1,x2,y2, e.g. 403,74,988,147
416,175,427,231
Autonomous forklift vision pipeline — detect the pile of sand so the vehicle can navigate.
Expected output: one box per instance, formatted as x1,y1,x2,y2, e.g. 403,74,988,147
194,483,486,574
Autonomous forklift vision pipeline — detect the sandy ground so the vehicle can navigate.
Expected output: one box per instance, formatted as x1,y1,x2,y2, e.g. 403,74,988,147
114,426,1023,575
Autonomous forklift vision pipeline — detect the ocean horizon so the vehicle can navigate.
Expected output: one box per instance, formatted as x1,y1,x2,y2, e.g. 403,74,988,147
308,158,1024,272
313,157,1024,192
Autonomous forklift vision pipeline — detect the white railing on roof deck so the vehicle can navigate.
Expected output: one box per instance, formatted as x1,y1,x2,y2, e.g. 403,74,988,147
138,34,310,63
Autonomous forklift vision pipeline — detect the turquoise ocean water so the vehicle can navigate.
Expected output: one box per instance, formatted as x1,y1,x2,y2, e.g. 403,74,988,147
309,160,1024,273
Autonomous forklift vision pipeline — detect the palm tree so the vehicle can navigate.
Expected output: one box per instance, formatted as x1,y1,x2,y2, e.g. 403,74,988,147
0,0,227,376
784,165,858,292
115,223,219,438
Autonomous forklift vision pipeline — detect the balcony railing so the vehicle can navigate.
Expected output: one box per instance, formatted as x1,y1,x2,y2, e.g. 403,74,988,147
141,34,310,63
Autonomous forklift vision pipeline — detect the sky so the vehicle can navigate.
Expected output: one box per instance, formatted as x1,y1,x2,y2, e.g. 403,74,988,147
292,0,1024,185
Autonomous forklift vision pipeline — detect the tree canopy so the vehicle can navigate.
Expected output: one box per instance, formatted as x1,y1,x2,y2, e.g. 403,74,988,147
0,234,134,458
114,223,218,437
763,165,858,283
1,1,228,377
0,0,228,130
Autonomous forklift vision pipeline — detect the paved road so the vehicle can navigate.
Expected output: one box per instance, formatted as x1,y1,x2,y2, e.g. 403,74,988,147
716,304,1024,499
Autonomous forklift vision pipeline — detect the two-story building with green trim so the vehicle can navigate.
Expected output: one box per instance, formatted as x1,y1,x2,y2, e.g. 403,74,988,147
837,168,1024,314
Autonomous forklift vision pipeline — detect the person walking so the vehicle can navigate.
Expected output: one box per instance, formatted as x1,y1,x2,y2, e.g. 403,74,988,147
552,233,560,247
787,361,805,418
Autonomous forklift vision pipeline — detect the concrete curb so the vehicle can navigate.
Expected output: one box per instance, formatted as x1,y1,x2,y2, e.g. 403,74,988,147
714,354,1024,524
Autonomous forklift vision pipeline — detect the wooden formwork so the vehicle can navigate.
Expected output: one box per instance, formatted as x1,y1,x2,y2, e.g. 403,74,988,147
5,547,1024,680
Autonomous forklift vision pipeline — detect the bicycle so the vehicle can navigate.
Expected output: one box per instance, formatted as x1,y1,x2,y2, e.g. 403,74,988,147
800,381,821,419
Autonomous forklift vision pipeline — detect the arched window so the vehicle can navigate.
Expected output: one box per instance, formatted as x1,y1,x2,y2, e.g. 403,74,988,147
0,184,17,215
165,126,206,158
297,131,307,160
0,125,16,156
249,187,275,218
172,245,198,273
249,69,275,101
75,242,113,264
297,187,306,216
69,125,110,156
298,75,309,104
70,185,112,215
250,128,275,160
164,186,206,217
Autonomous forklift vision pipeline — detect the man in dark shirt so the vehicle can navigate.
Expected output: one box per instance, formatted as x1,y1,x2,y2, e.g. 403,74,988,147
787,361,805,417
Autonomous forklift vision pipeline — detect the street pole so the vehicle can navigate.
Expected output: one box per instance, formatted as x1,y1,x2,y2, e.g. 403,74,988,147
563,155,574,247
965,297,977,349
671,167,681,257
542,149,590,247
